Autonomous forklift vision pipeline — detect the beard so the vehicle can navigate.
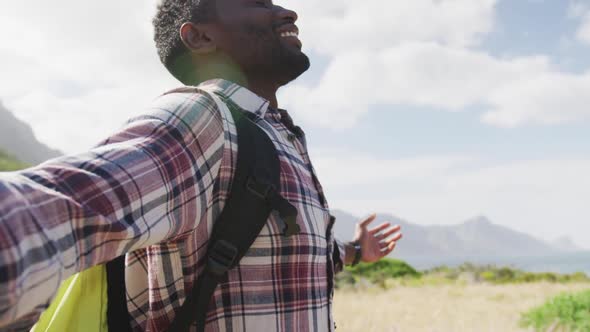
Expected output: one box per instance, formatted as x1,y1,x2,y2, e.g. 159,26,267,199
268,38,311,85
234,24,311,86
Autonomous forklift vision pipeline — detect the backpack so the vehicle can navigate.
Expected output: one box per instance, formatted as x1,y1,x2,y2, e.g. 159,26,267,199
32,89,300,332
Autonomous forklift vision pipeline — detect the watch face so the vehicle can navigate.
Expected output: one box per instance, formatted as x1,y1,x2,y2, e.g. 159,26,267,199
352,243,362,266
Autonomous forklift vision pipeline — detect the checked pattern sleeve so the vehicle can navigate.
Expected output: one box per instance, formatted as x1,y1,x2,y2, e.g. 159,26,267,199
0,92,225,327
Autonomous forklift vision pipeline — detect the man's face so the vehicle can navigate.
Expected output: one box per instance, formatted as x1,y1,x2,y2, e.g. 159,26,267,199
211,0,310,86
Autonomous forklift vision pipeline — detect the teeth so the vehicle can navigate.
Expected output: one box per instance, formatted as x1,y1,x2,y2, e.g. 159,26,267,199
280,31,298,38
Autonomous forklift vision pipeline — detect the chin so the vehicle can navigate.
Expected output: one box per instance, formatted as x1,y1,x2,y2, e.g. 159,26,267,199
244,46,311,86
279,53,311,85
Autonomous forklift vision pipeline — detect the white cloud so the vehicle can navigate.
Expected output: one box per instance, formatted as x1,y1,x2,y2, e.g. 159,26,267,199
484,71,590,126
282,0,497,54
314,150,590,248
573,5,590,45
313,151,472,186
577,21,590,44
0,1,178,153
279,0,590,129
569,1,590,19
282,42,590,129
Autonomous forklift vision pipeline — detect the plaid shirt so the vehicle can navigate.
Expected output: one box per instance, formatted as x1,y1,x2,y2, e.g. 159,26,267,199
0,79,347,331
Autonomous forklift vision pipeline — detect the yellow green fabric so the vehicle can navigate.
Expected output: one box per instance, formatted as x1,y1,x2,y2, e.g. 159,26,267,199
31,265,109,332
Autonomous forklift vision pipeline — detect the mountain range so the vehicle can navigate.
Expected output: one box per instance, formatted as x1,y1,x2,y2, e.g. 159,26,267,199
0,101,62,164
331,210,579,260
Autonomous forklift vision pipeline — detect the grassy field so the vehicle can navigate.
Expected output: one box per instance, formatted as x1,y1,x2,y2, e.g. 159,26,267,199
334,282,590,332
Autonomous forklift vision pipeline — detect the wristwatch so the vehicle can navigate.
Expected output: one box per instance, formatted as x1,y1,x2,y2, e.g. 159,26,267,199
351,241,362,266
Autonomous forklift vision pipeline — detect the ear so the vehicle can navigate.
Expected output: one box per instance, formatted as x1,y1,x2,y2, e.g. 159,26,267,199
180,22,216,54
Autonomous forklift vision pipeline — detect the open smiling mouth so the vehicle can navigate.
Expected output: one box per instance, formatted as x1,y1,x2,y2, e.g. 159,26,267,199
279,29,302,48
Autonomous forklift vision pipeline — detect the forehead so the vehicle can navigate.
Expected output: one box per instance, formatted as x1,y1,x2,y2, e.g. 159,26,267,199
208,0,282,24
214,0,244,10
214,0,275,11
211,0,240,18
210,0,257,22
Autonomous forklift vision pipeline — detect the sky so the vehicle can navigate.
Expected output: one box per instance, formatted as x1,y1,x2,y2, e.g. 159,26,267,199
0,0,589,248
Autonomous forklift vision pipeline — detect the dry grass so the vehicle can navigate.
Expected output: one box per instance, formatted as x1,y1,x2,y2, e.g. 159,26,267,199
333,282,590,332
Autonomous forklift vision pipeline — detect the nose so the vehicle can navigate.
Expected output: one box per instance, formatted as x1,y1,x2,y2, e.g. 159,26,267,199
275,6,298,23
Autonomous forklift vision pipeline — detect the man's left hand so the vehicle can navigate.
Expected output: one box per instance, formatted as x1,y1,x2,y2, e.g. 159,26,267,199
353,213,402,263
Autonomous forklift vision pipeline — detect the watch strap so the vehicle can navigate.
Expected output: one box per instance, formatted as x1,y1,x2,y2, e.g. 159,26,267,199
351,241,362,266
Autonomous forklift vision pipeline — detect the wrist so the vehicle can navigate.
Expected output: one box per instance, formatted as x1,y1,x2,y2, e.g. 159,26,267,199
345,241,362,266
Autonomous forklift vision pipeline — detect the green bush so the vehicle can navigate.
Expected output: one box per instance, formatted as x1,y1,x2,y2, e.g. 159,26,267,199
336,260,590,289
336,259,421,288
0,150,28,171
520,289,590,331
348,258,421,280
424,263,590,285
480,271,496,282
570,273,590,283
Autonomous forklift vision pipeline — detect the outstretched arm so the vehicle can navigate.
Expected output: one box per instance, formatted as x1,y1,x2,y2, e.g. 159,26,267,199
0,91,225,326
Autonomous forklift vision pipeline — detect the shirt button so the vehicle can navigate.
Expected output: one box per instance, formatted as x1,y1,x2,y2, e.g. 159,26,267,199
287,133,297,142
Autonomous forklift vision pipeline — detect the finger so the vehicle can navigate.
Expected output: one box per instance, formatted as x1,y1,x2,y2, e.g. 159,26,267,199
375,225,401,239
376,231,391,242
379,241,391,250
377,232,402,245
385,232,402,243
381,241,397,256
369,222,390,235
359,213,377,228
380,233,402,250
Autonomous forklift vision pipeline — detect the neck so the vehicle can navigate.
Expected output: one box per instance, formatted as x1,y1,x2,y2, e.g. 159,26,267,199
191,53,280,108
192,55,248,88
245,76,279,109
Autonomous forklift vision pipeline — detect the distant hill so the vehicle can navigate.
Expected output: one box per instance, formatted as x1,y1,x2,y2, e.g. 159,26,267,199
0,101,62,164
331,210,565,259
0,149,29,171
551,236,581,252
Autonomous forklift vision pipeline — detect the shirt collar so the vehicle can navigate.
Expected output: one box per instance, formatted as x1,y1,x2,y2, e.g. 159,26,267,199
197,79,271,118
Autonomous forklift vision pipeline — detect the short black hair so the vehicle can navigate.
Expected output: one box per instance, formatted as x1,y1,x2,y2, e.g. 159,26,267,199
153,0,216,83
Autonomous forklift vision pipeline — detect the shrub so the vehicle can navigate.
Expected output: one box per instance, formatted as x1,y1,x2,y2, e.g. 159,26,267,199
425,264,589,285
335,259,421,288
336,261,590,289
520,289,590,331
347,258,421,279
0,150,28,171
480,271,496,282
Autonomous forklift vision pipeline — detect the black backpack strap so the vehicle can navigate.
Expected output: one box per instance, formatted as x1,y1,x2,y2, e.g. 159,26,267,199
167,93,300,332
106,255,133,332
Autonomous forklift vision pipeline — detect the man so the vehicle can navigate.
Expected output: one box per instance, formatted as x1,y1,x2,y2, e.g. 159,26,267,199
0,0,402,330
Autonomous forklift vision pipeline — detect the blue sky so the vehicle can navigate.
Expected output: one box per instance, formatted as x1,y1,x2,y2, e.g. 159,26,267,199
0,0,589,247
487,0,590,69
